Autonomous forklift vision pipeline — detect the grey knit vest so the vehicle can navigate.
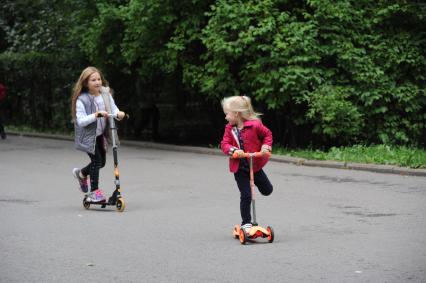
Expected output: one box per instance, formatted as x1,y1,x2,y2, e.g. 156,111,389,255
74,93,98,154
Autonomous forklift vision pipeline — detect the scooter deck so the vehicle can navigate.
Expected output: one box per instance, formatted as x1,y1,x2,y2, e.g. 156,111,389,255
232,224,271,239
85,200,112,208
83,196,125,212
84,196,117,205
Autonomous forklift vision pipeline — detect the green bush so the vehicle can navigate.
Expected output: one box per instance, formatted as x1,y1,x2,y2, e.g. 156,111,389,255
1,0,425,147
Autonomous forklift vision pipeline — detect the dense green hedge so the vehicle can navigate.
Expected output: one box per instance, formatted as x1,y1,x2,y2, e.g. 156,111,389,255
1,0,425,147
186,0,426,146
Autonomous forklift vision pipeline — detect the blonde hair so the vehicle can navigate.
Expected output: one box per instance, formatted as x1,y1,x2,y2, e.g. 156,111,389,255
221,95,261,120
71,66,109,120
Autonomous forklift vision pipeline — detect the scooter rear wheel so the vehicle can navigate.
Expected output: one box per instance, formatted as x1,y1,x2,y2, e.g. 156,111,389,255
83,197,90,210
116,198,125,212
233,226,239,239
239,229,247,245
267,226,274,243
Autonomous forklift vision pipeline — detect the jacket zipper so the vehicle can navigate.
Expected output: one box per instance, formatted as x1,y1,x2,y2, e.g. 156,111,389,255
91,96,97,153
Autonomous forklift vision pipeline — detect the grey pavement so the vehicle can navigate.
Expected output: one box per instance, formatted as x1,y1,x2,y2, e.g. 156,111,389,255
0,135,425,283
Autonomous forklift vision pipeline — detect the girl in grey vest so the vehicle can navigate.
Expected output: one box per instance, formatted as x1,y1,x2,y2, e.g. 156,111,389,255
71,67,125,202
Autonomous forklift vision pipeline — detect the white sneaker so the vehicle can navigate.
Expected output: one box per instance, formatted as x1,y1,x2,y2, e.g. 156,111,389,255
72,168,89,193
241,223,253,234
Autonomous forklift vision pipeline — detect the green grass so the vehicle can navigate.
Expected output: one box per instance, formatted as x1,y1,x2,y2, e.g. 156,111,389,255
273,144,426,169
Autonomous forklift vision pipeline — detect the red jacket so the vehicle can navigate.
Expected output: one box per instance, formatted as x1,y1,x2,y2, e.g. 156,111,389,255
221,119,273,173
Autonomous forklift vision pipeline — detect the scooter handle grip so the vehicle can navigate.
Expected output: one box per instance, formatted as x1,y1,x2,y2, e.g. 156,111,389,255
232,151,271,158
255,151,272,158
108,113,130,120
232,152,245,158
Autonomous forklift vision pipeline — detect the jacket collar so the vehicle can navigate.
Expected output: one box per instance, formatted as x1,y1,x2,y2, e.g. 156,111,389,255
242,120,256,128
227,119,256,129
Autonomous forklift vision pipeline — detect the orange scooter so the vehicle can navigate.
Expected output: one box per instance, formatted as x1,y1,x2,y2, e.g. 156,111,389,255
232,151,274,244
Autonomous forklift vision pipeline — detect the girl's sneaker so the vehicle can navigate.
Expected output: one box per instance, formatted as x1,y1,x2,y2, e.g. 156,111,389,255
86,189,106,203
72,168,88,193
241,223,253,234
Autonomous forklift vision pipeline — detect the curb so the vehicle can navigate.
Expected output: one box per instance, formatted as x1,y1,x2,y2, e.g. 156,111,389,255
6,131,426,177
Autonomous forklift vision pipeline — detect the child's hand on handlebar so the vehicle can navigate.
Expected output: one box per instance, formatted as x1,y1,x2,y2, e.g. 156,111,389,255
117,111,126,120
261,145,271,154
96,111,108,118
233,149,245,157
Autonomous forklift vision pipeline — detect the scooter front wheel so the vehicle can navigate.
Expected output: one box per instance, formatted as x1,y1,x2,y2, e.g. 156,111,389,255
267,226,274,243
116,198,125,212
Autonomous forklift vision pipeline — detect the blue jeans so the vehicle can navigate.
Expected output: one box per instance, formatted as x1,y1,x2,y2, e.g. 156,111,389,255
234,168,273,225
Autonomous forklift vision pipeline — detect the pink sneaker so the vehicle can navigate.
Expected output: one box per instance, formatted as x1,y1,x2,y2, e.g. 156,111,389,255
87,189,106,202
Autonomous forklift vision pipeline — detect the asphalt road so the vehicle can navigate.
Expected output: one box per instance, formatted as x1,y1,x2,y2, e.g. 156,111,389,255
1,136,425,283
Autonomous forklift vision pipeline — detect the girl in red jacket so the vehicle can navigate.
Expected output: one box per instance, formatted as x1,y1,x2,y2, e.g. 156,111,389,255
220,96,273,233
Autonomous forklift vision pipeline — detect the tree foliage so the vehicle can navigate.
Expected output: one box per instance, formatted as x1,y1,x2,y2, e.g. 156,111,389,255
0,0,425,146
191,0,426,145
0,0,85,130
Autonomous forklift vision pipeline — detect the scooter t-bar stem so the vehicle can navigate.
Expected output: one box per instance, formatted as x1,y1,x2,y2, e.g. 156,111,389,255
105,113,129,149
249,155,258,225
107,115,117,148
231,151,271,226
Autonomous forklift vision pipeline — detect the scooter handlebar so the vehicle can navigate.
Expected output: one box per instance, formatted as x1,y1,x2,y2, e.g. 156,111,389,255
106,113,130,120
232,151,271,159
